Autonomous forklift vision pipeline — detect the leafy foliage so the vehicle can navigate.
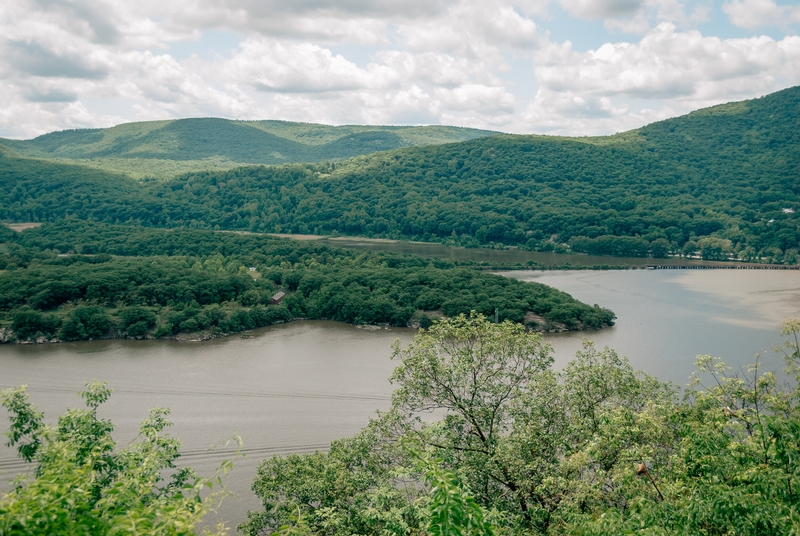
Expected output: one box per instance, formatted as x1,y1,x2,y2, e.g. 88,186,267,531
0,221,613,341
0,382,229,535
423,459,493,536
244,315,800,536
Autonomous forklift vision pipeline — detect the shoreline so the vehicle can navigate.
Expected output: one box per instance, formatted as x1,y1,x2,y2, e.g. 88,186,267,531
0,315,608,346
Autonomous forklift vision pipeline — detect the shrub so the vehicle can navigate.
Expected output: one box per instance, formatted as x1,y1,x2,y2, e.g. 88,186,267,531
59,306,112,341
11,308,62,340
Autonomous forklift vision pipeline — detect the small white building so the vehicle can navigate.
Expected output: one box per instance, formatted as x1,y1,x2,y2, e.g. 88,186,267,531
783,208,795,214
248,267,257,272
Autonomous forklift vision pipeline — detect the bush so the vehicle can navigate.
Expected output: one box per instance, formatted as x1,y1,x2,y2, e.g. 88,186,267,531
118,306,156,335
11,308,62,340
0,382,227,534
126,320,150,337
59,306,112,341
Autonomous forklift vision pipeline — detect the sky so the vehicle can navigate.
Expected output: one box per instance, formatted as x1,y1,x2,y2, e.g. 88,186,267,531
1,0,799,139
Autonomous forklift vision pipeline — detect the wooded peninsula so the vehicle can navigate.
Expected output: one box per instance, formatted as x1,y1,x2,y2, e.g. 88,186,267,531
0,220,615,343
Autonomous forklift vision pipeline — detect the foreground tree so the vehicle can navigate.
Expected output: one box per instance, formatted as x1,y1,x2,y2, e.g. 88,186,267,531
245,314,800,536
556,319,800,535
0,382,230,535
391,313,674,532
244,314,673,534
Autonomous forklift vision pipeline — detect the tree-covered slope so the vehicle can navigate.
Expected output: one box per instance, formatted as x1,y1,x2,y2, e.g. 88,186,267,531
0,119,497,179
1,86,798,261
0,220,615,342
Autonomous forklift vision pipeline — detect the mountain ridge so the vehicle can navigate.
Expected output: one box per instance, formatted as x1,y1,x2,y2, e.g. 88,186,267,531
1,86,798,262
0,119,498,180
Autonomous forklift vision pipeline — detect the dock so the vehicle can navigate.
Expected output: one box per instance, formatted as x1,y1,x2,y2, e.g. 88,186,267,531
646,264,799,270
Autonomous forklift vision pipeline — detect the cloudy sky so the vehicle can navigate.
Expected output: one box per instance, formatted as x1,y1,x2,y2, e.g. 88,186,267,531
1,0,799,139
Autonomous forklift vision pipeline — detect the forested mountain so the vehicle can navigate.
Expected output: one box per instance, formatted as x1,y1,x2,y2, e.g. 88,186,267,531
0,119,496,180
1,86,799,261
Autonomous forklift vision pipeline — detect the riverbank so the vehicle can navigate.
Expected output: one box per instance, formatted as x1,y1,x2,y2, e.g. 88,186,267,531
267,232,795,270
0,308,591,345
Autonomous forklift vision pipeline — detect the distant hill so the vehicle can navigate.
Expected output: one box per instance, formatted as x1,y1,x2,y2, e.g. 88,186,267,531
0,119,497,180
1,86,798,261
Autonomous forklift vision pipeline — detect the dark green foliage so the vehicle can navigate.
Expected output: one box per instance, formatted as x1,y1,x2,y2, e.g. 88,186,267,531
0,154,147,224
118,306,157,336
279,266,613,328
0,224,17,243
3,87,799,260
59,306,112,341
0,258,254,312
11,307,62,340
0,221,613,340
11,219,455,272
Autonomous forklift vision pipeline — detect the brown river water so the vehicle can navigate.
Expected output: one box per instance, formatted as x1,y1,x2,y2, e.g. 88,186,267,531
2,267,799,530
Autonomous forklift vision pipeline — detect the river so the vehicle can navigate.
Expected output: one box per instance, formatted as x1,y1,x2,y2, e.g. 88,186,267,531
1,269,799,529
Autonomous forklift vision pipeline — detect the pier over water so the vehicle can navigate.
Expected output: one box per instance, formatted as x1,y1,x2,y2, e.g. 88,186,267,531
646,264,800,270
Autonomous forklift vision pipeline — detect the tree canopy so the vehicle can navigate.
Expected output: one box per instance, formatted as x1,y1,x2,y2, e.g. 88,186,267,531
1,87,798,262
242,315,800,536
0,221,614,342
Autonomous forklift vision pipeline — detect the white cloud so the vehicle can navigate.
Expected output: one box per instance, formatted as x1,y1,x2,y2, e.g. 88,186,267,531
560,0,645,19
0,80,125,138
561,0,713,35
723,0,800,29
515,23,800,134
535,23,800,99
399,1,542,55
435,84,517,114
224,39,396,93
0,0,798,138
518,86,678,134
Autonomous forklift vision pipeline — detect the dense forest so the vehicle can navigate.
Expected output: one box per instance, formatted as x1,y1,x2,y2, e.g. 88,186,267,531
0,220,614,342
1,87,798,262
0,119,495,180
4,315,800,535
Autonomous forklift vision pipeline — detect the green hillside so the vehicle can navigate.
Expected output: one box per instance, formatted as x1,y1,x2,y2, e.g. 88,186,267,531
0,119,497,180
1,86,799,261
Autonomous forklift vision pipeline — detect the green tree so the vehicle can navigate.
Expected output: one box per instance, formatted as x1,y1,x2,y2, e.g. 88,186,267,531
0,382,230,535
243,316,800,536
60,306,112,341
119,306,157,337
11,307,62,340
649,237,670,258
697,236,733,260
389,313,555,527
242,426,425,536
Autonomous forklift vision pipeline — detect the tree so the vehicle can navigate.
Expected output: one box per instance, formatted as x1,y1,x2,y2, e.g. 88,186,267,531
697,236,733,260
243,314,800,536
649,237,670,258
119,306,157,337
389,313,554,527
60,306,112,341
11,307,61,340
242,426,425,536
389,313,673,532
1,382,230,535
